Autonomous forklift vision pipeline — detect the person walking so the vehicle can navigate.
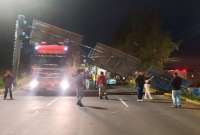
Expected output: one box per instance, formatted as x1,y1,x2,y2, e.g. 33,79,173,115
144,76,154,100
135,72,145,101
97,71,108,99
171,72,182,108
75,69,85,107
3,70,14,100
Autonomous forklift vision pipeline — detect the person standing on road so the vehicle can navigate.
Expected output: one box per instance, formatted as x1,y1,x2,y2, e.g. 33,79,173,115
97,71,108,99
84,71,90,90
135,72,145,101
171,72,183,108
3,70,14,100
75,69,85,107
144,76,154,100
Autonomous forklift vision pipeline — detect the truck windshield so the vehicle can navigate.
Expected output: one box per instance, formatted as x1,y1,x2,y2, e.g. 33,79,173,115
32,56,66,67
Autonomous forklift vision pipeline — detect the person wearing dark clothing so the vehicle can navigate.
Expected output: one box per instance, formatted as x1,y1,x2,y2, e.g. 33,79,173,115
171,72,182,108
135,72,145,101
3,70,14,100
75,69,85,107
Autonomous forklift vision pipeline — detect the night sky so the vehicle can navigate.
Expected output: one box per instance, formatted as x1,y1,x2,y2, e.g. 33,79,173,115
0,0,200,67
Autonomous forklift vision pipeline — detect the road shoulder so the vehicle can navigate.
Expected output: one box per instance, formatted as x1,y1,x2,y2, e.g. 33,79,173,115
164,93,200,105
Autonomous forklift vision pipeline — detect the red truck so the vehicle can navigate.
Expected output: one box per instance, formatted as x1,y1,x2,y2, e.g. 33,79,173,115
29,42,74,92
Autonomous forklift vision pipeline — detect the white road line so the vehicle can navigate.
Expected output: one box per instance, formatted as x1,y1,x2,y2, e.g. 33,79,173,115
119,98,129,108
46,98,58,107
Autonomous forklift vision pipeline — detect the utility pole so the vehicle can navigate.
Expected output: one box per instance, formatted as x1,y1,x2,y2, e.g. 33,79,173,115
12,15,26,83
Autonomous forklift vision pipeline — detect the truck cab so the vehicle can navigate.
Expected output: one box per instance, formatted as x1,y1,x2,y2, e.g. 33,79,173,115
29,42,72,92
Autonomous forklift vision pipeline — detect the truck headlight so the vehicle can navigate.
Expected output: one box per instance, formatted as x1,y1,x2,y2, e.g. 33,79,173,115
29,80,39,89
60,80,69,90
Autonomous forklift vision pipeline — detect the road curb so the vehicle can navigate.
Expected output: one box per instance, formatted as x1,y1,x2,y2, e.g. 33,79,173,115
164,93,200,105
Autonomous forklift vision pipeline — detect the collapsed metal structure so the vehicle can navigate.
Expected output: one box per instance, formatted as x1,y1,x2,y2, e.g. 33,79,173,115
88,43,140,76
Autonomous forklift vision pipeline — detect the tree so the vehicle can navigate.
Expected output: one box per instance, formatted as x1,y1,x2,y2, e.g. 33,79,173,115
113,9,178,70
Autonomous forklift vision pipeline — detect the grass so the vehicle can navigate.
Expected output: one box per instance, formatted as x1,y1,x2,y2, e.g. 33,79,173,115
171,88,200,103
0,79,3,89
124,84,135,89
184,95,200,102
182,90,200,102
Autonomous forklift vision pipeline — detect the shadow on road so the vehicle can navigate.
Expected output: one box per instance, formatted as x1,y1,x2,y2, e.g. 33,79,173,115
180,105,200,111
152,98,171,101
107,92,136,95
108,98,128,102
22,89,138,97
24,90,99,97
84,105,108,110
146,99,171,104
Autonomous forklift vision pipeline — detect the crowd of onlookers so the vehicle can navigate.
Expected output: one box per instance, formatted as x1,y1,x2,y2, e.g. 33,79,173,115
75,69,184,108
0,68,185,109
135,71,183,108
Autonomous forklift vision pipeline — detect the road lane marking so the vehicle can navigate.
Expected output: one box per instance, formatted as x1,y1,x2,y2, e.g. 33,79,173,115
119,98,129,108
46,98,58,107
31,98,58,114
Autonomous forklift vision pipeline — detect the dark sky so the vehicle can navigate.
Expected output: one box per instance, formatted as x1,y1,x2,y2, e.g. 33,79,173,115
0,0,200,67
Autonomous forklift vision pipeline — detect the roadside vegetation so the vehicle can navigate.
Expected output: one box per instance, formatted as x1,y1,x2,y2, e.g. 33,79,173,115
0,79,3,89
113,9,179,70
0,69,3,88
182,89,200,102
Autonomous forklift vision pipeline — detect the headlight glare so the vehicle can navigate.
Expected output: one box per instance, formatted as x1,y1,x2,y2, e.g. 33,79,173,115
60,80,69,90
29,80,38,89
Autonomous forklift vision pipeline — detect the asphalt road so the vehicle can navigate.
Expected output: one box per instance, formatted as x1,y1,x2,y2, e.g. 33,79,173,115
0,88,199,135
